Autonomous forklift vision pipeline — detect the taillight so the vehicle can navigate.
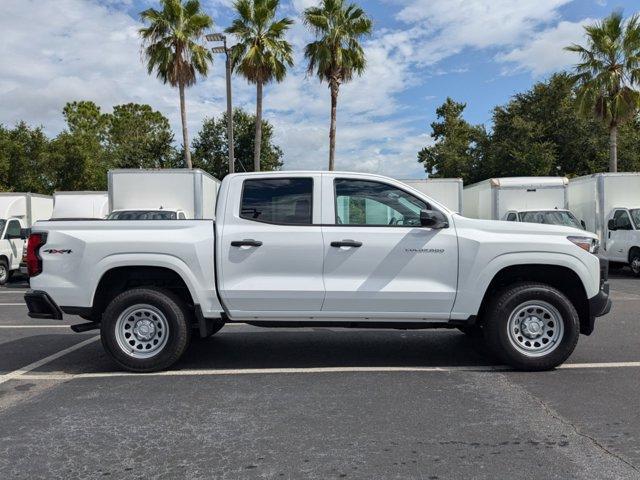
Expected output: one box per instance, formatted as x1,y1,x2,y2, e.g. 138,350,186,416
26,233,47,277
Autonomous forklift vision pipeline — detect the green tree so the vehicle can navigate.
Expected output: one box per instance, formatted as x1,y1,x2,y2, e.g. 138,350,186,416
191,108,283,178
565,12,640,172
139,0,213,169
0,122,51,193
417,98,487,184
226,0,293,172
304,0,372,170
108,103,176,168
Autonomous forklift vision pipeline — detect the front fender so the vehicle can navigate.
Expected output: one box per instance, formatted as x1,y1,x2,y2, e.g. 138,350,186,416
450,251,599,320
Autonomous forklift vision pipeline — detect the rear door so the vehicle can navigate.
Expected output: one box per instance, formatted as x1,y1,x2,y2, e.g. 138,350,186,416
320,175,458,319
218,174,325,317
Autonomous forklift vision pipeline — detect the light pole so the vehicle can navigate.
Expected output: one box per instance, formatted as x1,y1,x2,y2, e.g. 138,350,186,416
206,33,234,175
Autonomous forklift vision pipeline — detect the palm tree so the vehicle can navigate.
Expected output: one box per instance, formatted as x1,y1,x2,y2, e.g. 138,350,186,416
566,12,640,172
140,0,213,169
304,0,372,171
226,0,294,172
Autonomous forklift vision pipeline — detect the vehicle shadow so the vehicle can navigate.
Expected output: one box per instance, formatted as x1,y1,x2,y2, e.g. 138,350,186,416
177,328,496,370
13,329,498,375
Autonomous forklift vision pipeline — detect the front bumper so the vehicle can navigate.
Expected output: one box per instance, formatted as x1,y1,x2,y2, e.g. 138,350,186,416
582,258,612,335
24,290,63,320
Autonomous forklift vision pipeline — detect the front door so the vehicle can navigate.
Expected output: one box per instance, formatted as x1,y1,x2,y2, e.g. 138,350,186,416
321,176,458,319
218,175,325,318
3,219,24,270
607,209,634,262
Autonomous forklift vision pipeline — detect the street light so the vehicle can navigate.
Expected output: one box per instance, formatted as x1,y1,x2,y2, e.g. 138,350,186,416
206,33,234,174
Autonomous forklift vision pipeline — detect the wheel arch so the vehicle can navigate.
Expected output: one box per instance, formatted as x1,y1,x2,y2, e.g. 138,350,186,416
476,264,590,335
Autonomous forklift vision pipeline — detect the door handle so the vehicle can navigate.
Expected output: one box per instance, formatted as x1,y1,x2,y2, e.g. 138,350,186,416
331,240,362,248
231,239,263,247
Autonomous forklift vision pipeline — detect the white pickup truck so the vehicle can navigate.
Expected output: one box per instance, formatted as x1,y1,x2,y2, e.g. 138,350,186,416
24,172,611,372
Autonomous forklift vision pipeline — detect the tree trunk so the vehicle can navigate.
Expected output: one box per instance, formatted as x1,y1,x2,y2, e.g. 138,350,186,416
179,82,192,169
253,80,263,172
609,124,618,173
329,81,339,171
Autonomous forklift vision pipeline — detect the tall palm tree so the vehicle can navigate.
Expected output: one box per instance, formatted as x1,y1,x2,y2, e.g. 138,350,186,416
226,0,294,172
566,12,640,173
140,0,213,169
304,0,372,171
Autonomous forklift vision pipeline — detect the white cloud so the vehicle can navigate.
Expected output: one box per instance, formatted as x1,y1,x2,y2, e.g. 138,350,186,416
497,19,593,76
395,0,573,64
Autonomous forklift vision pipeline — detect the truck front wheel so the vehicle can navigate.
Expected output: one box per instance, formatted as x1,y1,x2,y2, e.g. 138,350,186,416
101,288,191,372
629,250,640,277
0,260,8,285
483,283,580,371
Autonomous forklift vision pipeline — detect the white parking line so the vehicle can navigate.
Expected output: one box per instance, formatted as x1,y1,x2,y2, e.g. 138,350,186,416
8,361,640,382
0,336,99,386
0,303,26,306
0,325,70,328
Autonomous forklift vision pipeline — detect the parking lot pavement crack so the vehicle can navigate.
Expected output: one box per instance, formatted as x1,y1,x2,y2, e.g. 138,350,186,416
525,381,640,475
467,371,640,480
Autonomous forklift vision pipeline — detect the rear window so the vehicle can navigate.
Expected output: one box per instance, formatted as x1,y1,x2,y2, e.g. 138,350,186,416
107,210,177,220
240,178,313,225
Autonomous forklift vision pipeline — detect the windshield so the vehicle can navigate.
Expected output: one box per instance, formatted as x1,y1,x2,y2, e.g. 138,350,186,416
630,209,640,229
519,210,582,229
106,210,177,220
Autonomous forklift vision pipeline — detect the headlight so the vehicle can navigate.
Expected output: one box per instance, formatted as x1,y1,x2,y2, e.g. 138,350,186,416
568,236,599,254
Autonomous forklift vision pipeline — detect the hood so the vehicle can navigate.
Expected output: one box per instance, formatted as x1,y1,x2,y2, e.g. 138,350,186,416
453,214,596,239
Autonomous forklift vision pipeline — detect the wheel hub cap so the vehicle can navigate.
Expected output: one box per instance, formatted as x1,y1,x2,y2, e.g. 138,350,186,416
133,319,156,341
521,316,544,338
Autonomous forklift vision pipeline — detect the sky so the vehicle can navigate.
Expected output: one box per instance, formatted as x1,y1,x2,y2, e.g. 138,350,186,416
0,0,637,178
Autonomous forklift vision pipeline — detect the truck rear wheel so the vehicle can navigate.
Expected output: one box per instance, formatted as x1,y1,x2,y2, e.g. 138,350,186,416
629,251,640,277
101,287,191,372
483,282,579,371
0,260,8,285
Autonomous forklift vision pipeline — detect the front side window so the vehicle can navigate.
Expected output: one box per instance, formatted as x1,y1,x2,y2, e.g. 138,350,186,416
630,209,640,229
506,212,517,222
613,210,633,230
335,179,427,226
4,220,21,239
240,178,313,225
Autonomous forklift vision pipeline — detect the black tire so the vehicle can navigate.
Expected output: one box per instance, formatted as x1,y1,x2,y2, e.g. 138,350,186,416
457,324,483,338
0,259,8,286
629,250,640,277
100,287,191,372
483,282,580,371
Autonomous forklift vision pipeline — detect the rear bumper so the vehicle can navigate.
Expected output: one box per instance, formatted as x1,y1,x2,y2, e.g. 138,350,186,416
24,290,63,320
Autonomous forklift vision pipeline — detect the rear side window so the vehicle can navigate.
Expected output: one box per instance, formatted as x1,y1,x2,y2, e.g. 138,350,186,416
506,213,517,222
240,178,313,225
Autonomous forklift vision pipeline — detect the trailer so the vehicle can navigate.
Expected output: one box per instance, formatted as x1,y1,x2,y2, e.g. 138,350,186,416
0,193,53,283
107,169,220,220
52,191,109,219
399,178,463,213
567,173,640,274
463,177,568,220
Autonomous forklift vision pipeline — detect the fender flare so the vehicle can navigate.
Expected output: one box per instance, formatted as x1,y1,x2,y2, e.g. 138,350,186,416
451,252,597,320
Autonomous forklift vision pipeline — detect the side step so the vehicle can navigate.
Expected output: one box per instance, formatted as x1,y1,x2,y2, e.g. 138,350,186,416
70,322,100,333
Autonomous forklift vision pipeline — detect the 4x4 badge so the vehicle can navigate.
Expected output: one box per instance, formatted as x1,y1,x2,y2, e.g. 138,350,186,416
43,249,72,254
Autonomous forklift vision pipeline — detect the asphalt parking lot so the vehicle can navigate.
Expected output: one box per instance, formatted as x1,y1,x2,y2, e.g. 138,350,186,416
0,275,639,479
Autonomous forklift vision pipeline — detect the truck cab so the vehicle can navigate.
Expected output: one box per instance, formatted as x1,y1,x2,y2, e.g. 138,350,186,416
605,207,640,275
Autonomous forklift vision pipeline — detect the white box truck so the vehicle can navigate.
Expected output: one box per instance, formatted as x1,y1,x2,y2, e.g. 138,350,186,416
399,178,463,213
52,192,109,219
107,169,220,220
568,173,640,275
463,177,569,221
0,193,53,284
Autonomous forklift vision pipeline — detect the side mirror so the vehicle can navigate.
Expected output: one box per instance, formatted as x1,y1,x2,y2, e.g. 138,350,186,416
420,209,449,229
580,220,586,230
607,219,617,231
